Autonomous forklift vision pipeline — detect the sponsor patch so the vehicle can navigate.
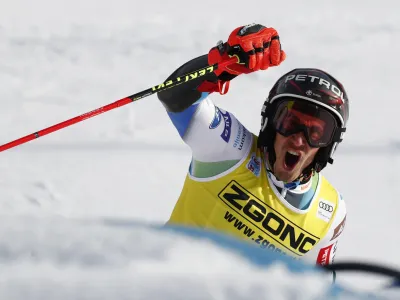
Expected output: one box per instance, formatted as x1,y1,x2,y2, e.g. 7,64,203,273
209,106,222,129
246,153,261,177
317,244,333,265
218,181,320,256
317,199,335,223
299,180,312,192
239,23,256,35
233,123,243,148
330,215,346,241
332,241,338,263
284,74,345,104
233,123,248,151
220,109,232,143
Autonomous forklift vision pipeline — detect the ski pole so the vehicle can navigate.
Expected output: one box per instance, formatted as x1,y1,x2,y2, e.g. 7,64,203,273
0,57,238,152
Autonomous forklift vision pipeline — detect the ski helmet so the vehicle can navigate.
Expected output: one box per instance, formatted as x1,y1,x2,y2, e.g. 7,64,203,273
258,68,349,178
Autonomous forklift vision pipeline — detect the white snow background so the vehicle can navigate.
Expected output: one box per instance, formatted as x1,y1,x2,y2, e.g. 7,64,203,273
0,0,399,299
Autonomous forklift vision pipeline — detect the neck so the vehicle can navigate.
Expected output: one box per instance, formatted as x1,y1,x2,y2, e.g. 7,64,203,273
263,148,312,195
267,170,312,193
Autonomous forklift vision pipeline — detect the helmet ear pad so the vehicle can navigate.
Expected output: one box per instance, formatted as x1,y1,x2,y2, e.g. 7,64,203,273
258,126,277,169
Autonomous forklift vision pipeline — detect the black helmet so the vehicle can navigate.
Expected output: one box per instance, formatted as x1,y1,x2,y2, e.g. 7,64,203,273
258,68,349,178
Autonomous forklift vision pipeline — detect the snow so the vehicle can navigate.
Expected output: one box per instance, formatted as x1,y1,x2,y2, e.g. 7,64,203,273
0,0,400,298
0,216,341,300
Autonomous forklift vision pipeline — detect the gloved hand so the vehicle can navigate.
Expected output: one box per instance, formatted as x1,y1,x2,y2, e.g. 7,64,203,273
208,23,286,81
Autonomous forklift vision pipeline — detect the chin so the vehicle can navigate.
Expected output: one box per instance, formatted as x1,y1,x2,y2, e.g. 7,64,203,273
274,159,305,183
284,174,299,183
274,170,300,183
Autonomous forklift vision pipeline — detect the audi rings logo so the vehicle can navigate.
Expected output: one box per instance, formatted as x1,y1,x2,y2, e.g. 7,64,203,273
319,202,334,212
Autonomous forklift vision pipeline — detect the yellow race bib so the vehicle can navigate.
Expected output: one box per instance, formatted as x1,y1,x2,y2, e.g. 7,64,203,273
168,135,339,258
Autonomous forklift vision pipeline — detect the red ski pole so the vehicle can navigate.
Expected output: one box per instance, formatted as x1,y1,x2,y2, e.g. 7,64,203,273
0,57,238,152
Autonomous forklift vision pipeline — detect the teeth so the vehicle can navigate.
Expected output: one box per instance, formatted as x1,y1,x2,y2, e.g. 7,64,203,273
288,150,300,156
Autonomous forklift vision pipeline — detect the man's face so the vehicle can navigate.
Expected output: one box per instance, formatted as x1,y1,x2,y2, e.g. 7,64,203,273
273,132,319,182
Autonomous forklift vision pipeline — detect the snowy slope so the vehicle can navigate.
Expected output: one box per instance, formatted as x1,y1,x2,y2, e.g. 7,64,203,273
0,216,342,300
1,0,400,297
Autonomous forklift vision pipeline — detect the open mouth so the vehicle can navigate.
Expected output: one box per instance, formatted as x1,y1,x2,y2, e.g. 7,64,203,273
284,150,301,171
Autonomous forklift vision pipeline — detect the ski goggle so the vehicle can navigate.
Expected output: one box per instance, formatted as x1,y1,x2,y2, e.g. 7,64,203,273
272,100,338,148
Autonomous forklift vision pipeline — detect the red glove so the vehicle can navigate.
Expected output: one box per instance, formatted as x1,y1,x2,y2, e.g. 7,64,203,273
209,24,286,78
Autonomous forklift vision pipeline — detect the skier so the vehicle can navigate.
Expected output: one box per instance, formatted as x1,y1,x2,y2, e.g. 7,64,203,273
157,23,348,265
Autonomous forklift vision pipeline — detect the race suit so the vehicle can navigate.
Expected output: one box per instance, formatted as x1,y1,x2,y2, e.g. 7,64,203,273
157,55,347,265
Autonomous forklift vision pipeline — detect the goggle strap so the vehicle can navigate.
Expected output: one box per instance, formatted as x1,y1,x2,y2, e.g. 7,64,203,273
333,127,346,143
